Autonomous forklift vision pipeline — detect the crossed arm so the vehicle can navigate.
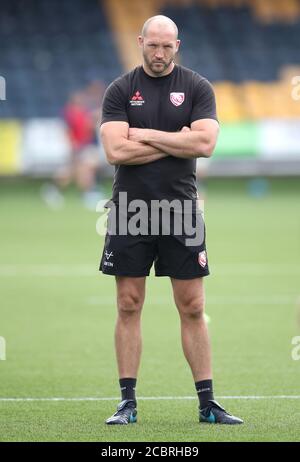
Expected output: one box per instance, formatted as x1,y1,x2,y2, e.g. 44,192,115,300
100,119,219,166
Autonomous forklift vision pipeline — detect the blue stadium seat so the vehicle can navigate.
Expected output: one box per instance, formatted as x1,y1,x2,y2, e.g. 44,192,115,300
0,0,122,118
161,3,300,83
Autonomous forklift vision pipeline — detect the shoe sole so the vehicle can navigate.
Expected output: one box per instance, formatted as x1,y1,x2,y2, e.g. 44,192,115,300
105,412,137,425
200,419,243,425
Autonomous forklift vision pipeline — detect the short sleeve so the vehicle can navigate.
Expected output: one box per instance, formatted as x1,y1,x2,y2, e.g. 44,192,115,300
190,76,218,124
100,80,129,125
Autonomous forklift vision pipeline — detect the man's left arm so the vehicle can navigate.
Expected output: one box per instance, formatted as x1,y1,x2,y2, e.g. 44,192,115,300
128,119,219,159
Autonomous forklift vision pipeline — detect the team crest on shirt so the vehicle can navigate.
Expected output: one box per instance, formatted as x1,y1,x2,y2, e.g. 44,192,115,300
198,251,207,268
170,92,185,106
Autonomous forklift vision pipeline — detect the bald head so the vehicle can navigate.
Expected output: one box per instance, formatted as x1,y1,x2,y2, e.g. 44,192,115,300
138,15,180,77
141,15,178,40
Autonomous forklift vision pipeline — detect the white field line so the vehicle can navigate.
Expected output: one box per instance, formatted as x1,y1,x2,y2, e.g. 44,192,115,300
0,396,300,402
0,263,299,277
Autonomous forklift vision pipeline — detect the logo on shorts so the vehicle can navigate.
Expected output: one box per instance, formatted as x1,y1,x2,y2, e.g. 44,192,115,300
198,250,207,268
104,249,114,268
130,91,145,106
170,92,185,107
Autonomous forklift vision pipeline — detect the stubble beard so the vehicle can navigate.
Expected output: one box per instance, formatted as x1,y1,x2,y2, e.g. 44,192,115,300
143,52,174,77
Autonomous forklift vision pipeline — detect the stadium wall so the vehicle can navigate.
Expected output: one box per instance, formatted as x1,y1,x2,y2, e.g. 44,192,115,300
1,118,300,177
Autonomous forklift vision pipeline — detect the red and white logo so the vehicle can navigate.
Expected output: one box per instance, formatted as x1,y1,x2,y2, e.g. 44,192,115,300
198,251,207,268
170,92,185,107
130,91,145,106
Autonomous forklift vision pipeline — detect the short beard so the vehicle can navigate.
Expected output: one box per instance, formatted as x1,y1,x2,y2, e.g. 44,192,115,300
143,52,174,76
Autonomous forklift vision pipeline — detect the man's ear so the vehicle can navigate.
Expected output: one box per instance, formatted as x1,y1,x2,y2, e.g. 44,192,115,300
138,36,144,48
176,39,181,53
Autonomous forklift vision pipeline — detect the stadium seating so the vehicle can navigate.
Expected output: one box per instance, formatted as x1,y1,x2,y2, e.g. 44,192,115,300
103,0,157,70
0,0,122,118
158,0,300,120
160,0,300,22
0,0,299,121
159,2,300,82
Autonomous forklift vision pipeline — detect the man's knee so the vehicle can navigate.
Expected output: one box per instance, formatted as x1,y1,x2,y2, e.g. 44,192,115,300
117,292,144,317
177,295,205,320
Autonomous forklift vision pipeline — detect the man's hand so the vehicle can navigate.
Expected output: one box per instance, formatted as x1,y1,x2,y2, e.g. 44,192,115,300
100,121,168,166
129,126,190,143
181,126,191,133
128,120,218,159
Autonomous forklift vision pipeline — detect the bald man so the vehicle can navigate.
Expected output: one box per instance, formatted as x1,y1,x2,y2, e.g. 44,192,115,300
100,15,243,425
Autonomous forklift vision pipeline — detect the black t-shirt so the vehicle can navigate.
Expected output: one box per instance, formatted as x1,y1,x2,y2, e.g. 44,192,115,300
101,64,217,204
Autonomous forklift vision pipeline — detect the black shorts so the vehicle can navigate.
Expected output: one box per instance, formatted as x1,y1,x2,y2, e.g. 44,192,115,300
99,206,209,279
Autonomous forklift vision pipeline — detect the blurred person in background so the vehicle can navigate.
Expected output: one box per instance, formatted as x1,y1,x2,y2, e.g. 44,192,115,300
41,87,104,210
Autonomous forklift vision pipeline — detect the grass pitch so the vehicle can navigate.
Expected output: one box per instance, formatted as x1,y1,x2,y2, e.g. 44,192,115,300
0,178,299,442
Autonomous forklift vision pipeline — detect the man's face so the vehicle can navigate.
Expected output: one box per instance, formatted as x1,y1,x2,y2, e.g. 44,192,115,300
139,27,180,77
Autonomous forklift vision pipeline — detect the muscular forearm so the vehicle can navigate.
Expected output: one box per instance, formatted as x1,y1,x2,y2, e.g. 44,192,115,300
120,152,167,165
142,129,212,158
106,138,167,165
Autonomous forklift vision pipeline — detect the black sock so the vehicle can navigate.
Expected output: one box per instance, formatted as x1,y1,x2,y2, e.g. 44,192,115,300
195,379,214,409
119,378,137,403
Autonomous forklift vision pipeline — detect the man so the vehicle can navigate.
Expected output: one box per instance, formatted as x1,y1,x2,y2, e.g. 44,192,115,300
99,15,243,425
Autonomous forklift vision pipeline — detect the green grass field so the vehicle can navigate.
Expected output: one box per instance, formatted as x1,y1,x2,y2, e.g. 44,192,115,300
0,178,299,442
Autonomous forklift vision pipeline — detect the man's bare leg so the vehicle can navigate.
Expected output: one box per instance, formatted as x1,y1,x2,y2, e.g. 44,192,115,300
115,276,146,378
105,276,145,425
171,277,212,382
170,277,243,424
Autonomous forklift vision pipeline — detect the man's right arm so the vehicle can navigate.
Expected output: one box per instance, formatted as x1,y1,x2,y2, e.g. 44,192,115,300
100,121,167,166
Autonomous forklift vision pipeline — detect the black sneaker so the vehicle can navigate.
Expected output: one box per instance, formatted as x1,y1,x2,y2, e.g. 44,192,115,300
105,399,137,425
199,399,243,424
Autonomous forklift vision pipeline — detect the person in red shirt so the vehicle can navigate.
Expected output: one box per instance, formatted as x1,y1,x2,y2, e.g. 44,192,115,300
41,90,103,209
